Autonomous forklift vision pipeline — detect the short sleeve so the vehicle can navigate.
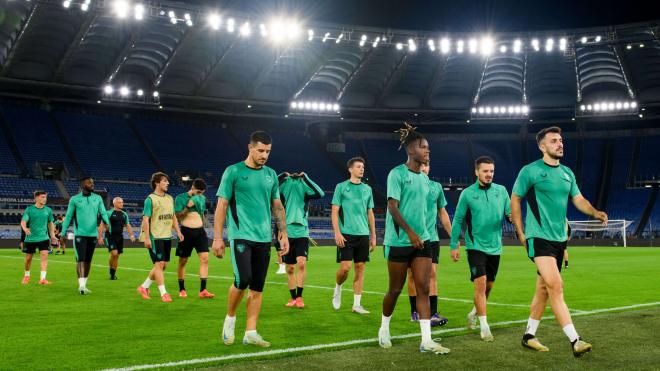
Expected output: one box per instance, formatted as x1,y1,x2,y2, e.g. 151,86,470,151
387,169,402,201
174,194,187,213
569,170,581,198
331,183,342,206
502,187,512,215
437,184,448,209
367,186,374,209
123,211,130,225
512,167,531,197
143,197,153,217
21,208,30,222
270,169,280,200
217,166,236,200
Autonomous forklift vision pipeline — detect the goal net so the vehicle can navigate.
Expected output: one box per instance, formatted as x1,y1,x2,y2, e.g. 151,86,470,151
568,219,633,247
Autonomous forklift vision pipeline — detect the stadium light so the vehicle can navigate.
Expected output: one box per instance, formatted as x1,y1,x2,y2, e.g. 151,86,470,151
227,18,235,33
531,39,540,51
290,100,340,115
559,38,567,51
440,38,450,54
136,89,144,97
372,36,381,48
322,32,330,42
119,86,130,96
336,33,344,44
103,85,114,94
112,0,129,18
208,14,221,30
472,104,529,119
500,45,507,53
62,0,71,8
308,29,314,41
456,39,464,53
513,39,522,53
480,37,494,55
468,38,478,53
427,39,435,52
185,13,193,27
595,35,602,42
396,43,403,50
626,45,632,50
259,24,268,37
152,91,159,98
239,22,251,37
360,34,367,47
545,38,554,52
581,36,587,43
134,4,144,20
408,38,417,52
81,0,90,12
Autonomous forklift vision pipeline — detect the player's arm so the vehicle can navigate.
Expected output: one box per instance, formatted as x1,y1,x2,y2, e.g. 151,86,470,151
172,213,184,242
301,173,325,200
20,211,30,235
367,208,376,251
48,221,57,244
272,198,289,255
174,195,190,220
141,215,151,248
99,203,111,234
211,197,228,258
439,207,452,238
449,194,468,261
503,188,512,222
277,172,290,185
388,198,423,249
331,205,346,247
510,194,525,246
571,194,608,224
61,198,75,233
125,213,136,242
97,220,106,243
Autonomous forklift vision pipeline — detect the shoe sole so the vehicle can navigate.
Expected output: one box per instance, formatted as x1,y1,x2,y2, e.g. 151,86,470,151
522,341,549,352
573,345,592,358
420,347,450,354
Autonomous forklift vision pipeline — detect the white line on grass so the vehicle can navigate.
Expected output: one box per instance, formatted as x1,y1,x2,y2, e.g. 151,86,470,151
100,301,660,371
0,255,530,308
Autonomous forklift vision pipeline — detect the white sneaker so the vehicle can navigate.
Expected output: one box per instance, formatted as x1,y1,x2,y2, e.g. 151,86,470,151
79,287,92,295
352,305,370,315
420,340,451,354
276,264,286,275
243,332,271,347
378,327,392,348
332,290,341,310
222,319,235,345
481,328,494,342
467,311,477,330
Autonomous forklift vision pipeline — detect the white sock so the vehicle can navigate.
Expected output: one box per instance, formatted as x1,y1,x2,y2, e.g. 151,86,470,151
526,317,540,336
334,283,342,294
353,294,362,307
142,278,153,289
158,285,167,296
562,324,579,342
381,314,391,329
225,314,236,326
245,329,257,337
82,277,88,286
479,316,490,331
24,271,30,277
78,277,85,288
469,306,477,316
420,319,432,343
40,271,47,280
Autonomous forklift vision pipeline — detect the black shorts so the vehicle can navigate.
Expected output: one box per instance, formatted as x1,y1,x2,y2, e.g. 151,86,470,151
106,234,124,254
231,239,271,292
74,236,97,263
176,226,209,258
385,241,433,263
20,230,27,243
429,241,440,264
284,237,309,265
467,250,501,281
149,239,172,263
23,240,50,254
526,238,566,273
336,234,370,263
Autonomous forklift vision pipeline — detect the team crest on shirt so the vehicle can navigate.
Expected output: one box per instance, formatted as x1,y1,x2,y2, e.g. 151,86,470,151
266,176,273,183
540,172,548,178
241,176,248,181
236,243,246,253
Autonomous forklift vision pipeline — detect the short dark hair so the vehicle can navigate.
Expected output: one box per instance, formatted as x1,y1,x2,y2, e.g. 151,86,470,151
79,175,92,183
150,172,169,190
192,178,207,191
536,126,562,145
347,157,365,169
475,156,495,169
33,190,47,198
250,131,272,145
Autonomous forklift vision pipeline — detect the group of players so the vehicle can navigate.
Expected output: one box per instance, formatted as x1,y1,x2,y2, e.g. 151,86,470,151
18,124,606,357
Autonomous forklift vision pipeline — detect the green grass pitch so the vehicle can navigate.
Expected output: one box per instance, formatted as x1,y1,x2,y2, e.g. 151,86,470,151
1,245,658,370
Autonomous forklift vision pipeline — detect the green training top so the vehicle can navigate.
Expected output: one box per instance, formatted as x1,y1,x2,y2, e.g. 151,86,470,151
278,174,325,239
22,205,54,243
54,220,63,233
62,192,110,237
450,181,511,255
384,164,430,247
217,161,280,243
512,159,580,242
331,180,374,236
426,179,448,242
174,192,207,220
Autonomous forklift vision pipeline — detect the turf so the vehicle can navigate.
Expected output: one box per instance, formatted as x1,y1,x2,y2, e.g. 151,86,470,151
0,245,658,370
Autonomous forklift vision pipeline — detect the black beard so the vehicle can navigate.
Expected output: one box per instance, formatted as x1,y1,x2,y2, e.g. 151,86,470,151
548,152,563,160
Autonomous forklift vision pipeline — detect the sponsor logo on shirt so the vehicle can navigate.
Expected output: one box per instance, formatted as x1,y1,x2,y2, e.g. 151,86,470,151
241,176,248,181
540,172,548,178
158,214,173,221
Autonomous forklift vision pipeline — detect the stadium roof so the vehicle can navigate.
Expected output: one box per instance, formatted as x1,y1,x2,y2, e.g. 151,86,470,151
0,0,658,124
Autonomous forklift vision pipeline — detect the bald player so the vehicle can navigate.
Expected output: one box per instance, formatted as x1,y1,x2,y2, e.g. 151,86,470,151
98,197,135,280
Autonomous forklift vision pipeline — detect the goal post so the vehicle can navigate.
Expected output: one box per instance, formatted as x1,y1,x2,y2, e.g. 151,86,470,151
568,219,633,247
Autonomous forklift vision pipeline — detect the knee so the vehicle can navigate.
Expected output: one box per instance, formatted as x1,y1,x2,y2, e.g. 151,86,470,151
286,265,295,274
339,266,351,276
474,277,487,291
297,261,306,271
388,288,402,297
416,282,430,296
544,279,563,295
179,257,188,266
199,255,209,264
354,263,365,274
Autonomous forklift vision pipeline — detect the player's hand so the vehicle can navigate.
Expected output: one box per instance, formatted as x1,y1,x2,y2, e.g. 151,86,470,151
334,232,346,248
187,199,194,208
24,228,31,236
211,238,225,258
369,236,377,252
407,231,424,249
594,210,608,226
97,236,104,246
517,231,526,247
450,249,460,262
50,236,58,245
144,239,152,249
177,232,184,242
129,235,136,242
278,235,290,256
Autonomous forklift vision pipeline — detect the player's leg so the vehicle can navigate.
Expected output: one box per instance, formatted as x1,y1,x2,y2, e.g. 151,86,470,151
429,262,447,326
407,268,418,321
38,244,50,284
333,240,353,310
294,255,307,308
109,249,119,280
223,240,250,345
411,255,448,353
243,242,270,347
563,248,569,269
284,238,298,306
195,229,213,298
22,247,34,284
351,236,370,313
522,273,550,351
176,232,192,297
378,257,408,349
